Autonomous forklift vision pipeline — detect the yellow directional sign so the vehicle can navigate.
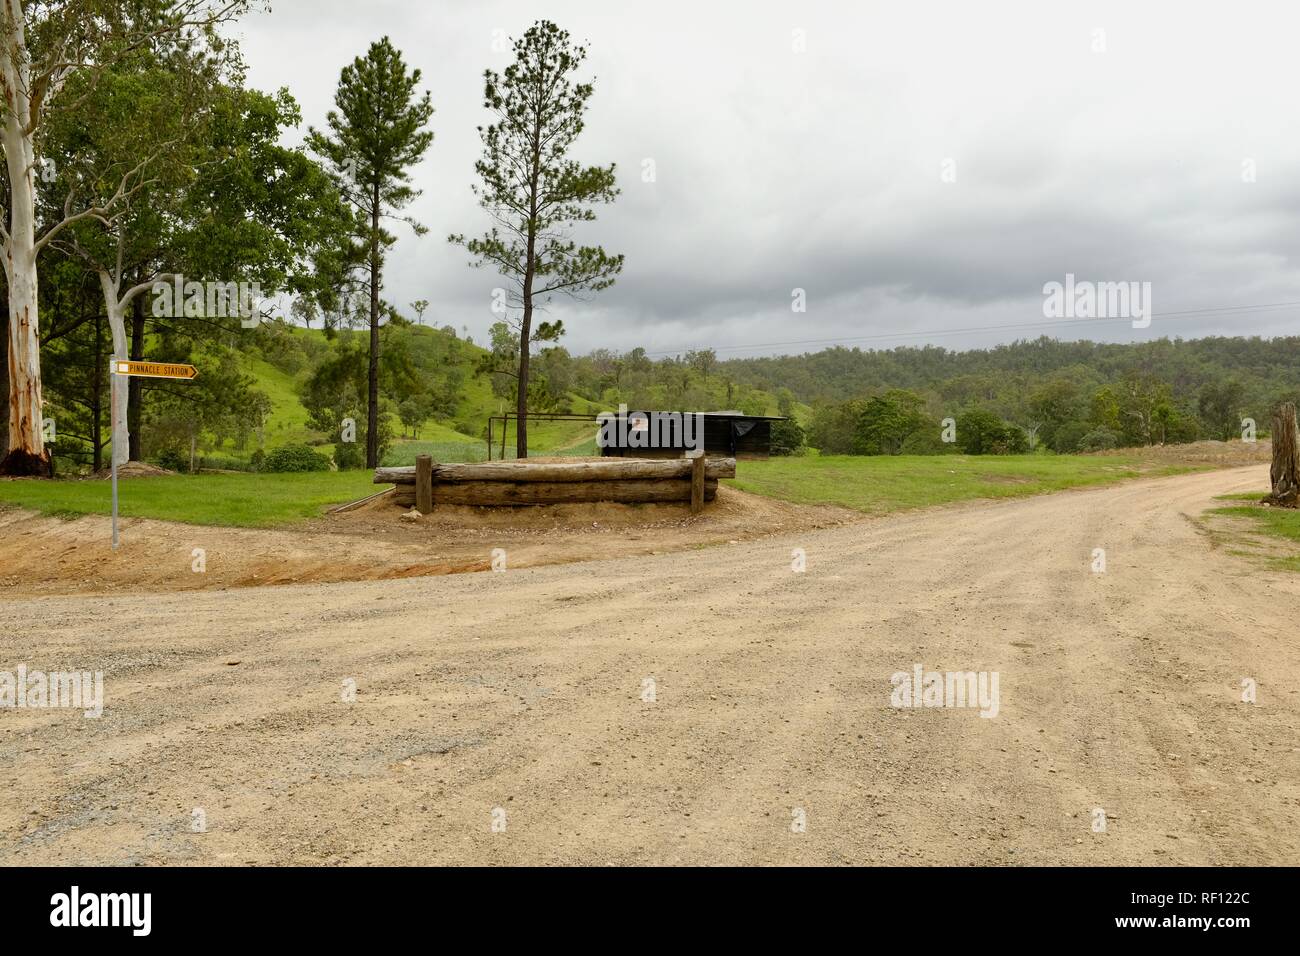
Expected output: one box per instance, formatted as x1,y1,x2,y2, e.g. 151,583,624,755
112,360,198,380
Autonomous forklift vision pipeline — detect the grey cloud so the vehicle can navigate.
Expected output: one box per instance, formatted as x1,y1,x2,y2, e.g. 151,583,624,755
239,0,1300,357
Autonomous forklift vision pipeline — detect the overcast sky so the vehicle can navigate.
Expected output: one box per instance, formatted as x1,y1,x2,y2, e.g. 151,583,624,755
235,1,1300,358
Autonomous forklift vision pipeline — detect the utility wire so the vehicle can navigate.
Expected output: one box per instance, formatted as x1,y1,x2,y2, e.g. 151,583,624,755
635,300,1300,358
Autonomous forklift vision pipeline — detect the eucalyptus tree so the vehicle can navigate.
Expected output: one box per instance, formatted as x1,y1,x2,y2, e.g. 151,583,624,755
42,44,345,465
0,0,247,475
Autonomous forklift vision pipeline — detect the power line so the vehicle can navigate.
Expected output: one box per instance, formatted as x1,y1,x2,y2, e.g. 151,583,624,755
636,300,1300,358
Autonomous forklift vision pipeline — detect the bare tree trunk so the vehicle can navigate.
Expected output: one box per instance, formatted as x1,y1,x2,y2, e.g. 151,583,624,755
1263,403,1300,507
0,296,8,458
2,246,46,474
0,3,49,476
128,290,146,461
1,151,46,472
516,111,543,461
366,183,381,469
517,286,531,460
98,271,130,468
92,312,104,472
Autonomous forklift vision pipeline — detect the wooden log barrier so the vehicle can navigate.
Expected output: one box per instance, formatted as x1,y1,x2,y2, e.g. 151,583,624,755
374,457,736,485
393,478,719,508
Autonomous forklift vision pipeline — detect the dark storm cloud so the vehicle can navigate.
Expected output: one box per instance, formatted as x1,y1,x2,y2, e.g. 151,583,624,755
237,0,1300,357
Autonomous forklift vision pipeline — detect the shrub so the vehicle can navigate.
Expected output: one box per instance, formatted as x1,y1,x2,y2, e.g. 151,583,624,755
769,418,806,456
991,424,1030,455
955,409,1031,455
955,409,1005,455
1050,421,1089,454
157,447,188,472
901,428,949,454
262,443,330,472
1078,428,1119,452
334,441,366,470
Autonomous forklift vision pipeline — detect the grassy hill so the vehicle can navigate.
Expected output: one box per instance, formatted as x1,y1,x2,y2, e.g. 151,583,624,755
176,319,797,473
226,323,603,467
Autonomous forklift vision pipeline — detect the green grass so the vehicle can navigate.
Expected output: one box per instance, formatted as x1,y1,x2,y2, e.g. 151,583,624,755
727,453,1202,514
246,357,320,448
0,471,375,528
383,439,490,465
1205,494,1300,571
0,450,1214,530
1209,504,1300,541
384,413,599,466
1201,494,1300,567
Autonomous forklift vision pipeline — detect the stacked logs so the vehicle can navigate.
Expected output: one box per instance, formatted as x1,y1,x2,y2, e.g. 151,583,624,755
375,456,736,510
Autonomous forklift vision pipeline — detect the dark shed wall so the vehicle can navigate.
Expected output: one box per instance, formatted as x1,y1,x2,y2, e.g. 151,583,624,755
600,414,776,459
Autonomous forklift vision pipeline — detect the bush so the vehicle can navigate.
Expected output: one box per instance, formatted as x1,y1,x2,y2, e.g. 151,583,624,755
262,443,330,472
1166,416,1200,444
334,441,365,470
991,424,1031,455
1050,421,1089,454
249,449,265,472
901,428,950,454
1078,428,1119,452
769,418,806,456
954,409,1031,455
157,447,188,472
808,399,864,455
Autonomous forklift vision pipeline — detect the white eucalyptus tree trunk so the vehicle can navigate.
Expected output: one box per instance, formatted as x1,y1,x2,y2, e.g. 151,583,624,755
0,0,48,472
98,271,131,468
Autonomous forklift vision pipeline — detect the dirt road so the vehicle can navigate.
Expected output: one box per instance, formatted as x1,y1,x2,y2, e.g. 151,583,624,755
2,464,1297,865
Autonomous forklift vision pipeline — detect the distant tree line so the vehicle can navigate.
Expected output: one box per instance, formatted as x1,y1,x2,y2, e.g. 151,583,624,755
721,337,1300,455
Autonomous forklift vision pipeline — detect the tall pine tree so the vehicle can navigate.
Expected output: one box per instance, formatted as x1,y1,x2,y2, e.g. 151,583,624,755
308,38,433,468
451,20,623,458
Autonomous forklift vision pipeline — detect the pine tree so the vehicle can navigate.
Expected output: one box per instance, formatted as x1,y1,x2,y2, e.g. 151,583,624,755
307,38,433,468
451,20,622,458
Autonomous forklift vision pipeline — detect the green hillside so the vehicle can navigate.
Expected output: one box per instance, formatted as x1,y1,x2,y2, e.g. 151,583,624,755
81,318,789,475
226,322,607,467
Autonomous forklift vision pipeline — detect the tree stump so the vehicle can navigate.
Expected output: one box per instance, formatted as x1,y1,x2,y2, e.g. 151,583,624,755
415,454,434,514
689,450,705,514
1263,402,1300,507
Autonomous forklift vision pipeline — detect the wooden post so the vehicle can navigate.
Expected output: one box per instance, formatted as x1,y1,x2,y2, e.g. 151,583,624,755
415,454,434,514
689,451,705,514
1265,403,1300,507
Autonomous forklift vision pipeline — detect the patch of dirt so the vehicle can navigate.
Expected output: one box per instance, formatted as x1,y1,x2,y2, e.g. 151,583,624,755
1093,438,1272,467
90,461,176,478
0,486,857,597
1198,502,1300,568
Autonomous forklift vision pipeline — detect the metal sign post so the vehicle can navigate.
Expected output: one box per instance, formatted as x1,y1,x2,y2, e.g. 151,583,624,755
110,359,119,549
109,360,198,550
